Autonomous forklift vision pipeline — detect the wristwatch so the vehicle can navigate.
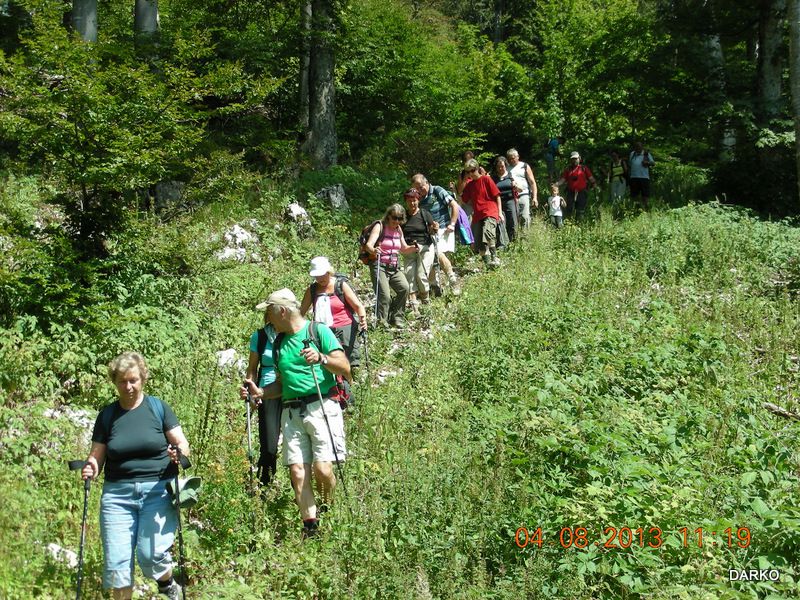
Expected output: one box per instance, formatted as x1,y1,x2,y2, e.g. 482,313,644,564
319,353,328,366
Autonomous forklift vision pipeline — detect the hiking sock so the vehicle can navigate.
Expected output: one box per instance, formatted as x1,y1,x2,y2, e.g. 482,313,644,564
157,577,176,593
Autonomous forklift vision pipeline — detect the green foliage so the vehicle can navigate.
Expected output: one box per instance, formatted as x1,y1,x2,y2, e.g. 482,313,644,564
3,197,800,598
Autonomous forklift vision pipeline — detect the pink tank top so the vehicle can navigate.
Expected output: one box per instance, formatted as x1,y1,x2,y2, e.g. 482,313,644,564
379,227,401,267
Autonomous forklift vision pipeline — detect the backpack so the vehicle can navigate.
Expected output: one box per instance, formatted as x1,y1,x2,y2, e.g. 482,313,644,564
358,220,383,264
273,322,352,410
309,274,358,324
254,326,279,486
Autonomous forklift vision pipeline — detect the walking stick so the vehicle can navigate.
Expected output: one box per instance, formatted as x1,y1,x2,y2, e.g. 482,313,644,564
67,460,91,600
372,255,382,326
243,386,257,531
302,339,348,499
170,446,191,600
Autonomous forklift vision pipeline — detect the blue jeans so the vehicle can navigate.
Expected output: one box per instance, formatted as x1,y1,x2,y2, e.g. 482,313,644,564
100,479,176,589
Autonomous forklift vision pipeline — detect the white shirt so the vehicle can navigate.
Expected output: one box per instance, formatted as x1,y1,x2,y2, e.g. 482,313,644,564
509,162,530,197
548,195,563,217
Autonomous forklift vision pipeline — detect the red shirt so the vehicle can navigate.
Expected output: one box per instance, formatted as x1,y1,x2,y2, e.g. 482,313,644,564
461,176,500,221
562,164,593,192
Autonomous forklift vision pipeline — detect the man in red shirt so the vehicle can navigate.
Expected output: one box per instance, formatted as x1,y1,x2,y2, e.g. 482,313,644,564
557,151,597,221
461,159,504,268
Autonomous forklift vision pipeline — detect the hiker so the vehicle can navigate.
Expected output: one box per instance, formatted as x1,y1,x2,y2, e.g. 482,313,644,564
492,156,520,244
411,173,462,296
547,182,566,228
506,148,539,229
543,136,564,182
608,150,628,203
241,288,350,539
461,158,503,269
245,316,282,488
454,150,487,200
557,151,597,221
400,188,437,310
629,141,655,209
81,352,189,600
363,204,419,329
299,256,367,369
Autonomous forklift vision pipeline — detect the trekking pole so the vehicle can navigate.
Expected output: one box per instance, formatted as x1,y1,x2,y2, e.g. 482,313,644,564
432,235,442,297
302,339,348,499
243,384,255,493
67,460,91,600
170,446,190,600
372,255,381,326
243,385,257,532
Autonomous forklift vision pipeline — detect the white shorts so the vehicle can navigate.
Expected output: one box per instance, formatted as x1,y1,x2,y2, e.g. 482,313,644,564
281,398,346,466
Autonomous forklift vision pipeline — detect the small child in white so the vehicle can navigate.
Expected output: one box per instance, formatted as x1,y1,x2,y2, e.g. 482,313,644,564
548,183,566,228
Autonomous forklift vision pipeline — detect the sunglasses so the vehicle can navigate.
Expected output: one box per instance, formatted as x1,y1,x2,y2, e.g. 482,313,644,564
389,215,402,221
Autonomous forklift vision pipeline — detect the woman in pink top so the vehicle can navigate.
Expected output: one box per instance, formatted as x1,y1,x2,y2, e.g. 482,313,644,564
300,256,367,368
363,201,419,329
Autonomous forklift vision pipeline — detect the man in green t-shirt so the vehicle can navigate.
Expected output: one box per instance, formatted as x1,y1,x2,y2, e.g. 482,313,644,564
241,288,350,538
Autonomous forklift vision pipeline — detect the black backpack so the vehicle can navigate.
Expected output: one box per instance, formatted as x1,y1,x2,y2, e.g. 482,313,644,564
308,274,358,324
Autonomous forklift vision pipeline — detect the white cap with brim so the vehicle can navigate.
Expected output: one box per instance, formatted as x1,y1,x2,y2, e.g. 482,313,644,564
255,287,298,311
309,256,333,277
570,151,581,159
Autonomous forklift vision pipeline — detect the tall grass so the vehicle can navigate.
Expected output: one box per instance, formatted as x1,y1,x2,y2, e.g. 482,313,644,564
1,198,799,598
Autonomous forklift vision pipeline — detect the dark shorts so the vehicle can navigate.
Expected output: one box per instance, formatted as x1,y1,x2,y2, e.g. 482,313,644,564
629,178,651,198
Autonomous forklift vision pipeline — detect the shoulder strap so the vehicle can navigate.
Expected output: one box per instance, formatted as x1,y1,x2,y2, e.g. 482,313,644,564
146,395,165,427
273,332,285,371
334,275,345,303
256,328,268,383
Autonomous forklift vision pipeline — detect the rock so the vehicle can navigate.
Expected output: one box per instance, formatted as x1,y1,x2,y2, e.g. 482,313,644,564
216,349,247,376
215,247,247,262
284,202,314,238
223,224,254,246
316,184,349,212
46,543,78,569
154,180,185,211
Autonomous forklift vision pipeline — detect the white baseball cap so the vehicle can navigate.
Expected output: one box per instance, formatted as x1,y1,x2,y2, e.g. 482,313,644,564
309,256,333,277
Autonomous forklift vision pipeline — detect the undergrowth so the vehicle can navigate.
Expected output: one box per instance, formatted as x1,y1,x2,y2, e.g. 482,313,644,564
1,195,799,598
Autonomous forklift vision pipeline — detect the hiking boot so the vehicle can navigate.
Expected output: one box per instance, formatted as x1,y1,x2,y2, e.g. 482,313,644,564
390,317,407,330
448,274,461,296
482,255,492,269
490,256,501,269
302,519,320,540
159,581,182,600
430,283,443,298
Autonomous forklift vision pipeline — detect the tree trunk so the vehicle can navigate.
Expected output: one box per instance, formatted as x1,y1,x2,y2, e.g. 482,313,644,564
789,0,800,204
306,0,337,169
757,0,787,124
299,0,312,143
493,0,504,44
71,0,97,42
134,0,159,54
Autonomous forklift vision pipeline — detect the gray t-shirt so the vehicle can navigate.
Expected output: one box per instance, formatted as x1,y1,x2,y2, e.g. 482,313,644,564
92,396,179,482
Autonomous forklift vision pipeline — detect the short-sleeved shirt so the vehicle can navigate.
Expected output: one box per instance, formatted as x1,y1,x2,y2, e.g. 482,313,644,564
249,326,277,387
492,174,516,204
277,321,343,401
629,151,654,179
545,138,560,157
402,209,434,246
561,165,593,192
461,175,501,221
92,396,179,482
419,185,454,228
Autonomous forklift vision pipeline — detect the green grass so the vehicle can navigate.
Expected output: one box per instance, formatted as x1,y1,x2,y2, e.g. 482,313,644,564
1,199,799,598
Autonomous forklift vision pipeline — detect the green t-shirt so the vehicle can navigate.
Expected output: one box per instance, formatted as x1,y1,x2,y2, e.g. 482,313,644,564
92,396,180,482
277,321,343,401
